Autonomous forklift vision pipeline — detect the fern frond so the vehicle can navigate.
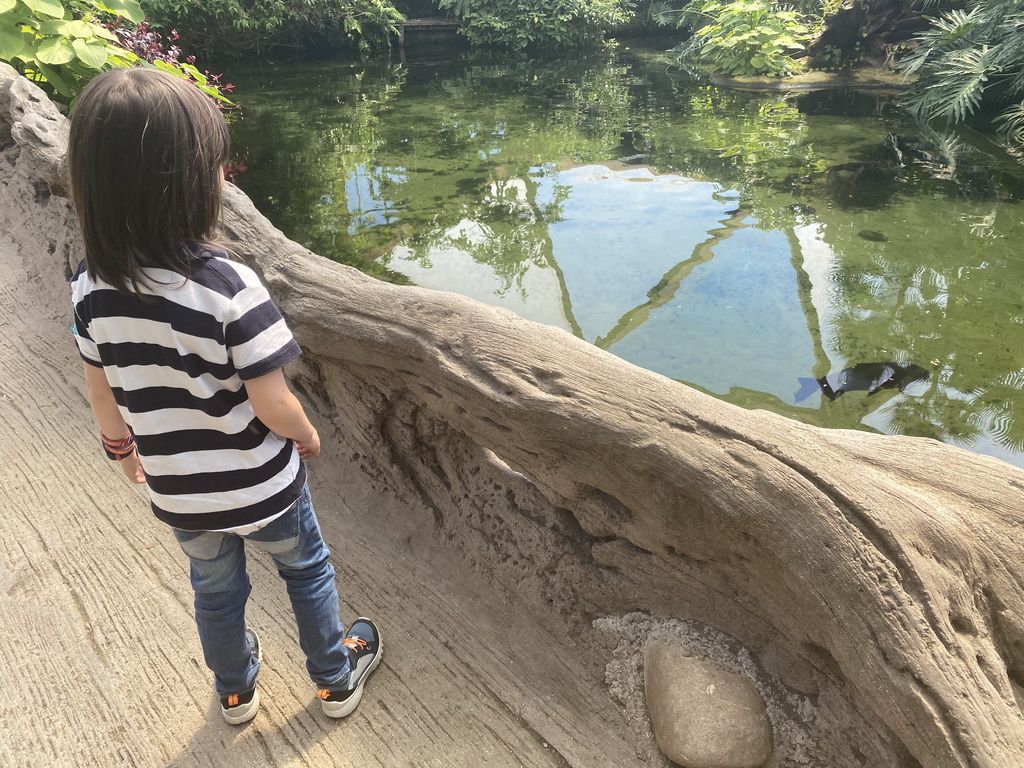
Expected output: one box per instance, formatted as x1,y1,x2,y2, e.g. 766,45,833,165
994,102,1024,145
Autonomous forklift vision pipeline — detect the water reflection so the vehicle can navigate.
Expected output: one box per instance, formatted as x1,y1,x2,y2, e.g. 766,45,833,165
228,50,1024,468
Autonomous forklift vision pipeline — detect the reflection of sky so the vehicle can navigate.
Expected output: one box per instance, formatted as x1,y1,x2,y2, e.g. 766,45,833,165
384,220,573,331
538,166,734,343
346,164,405,234
608,225,818,403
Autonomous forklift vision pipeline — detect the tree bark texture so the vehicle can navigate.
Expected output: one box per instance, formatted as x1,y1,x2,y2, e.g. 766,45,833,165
807,0,940,68
4,65,1024,767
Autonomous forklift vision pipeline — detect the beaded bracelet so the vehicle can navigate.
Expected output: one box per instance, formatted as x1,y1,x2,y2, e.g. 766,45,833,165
101,432,136,461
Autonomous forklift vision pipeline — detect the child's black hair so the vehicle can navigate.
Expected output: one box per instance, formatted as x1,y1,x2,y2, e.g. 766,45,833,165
68,67,231,293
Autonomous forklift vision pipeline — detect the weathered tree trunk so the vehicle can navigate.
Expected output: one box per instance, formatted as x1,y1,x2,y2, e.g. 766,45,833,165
4,65,1024,766
806,0,944,69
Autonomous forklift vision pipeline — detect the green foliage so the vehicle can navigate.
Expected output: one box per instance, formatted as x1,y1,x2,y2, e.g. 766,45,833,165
141,0,404,59
901,0,1024,146
672,0,812,78
818,41,862,71
0,0,143,98
0,0,228,104
436,0,629,51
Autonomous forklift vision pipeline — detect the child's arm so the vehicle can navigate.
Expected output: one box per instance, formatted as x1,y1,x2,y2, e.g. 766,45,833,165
244,368,321,460
83,363,146,484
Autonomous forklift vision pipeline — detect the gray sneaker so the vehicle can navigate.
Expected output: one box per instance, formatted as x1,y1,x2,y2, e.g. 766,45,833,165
220,628,262,725
317,618,382,718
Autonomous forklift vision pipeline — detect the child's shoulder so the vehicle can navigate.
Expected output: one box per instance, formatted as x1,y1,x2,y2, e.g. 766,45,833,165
190,246,263,297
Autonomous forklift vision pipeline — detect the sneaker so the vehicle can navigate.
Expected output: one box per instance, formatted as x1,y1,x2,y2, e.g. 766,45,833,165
220,628,262,725
318,617,382,719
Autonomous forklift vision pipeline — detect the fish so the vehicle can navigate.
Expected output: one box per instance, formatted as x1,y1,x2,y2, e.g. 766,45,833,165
794,362,930,403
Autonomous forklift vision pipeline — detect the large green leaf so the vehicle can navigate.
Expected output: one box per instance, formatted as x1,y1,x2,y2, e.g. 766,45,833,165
95,0,144,24
21,0,64,19
38,19,94,37
36,60,72,96
35,35,74,64
72,37,107,68
0,0,18,13
0,22,25,58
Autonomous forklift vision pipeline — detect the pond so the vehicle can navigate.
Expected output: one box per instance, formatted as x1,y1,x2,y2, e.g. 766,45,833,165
226,47,1024,469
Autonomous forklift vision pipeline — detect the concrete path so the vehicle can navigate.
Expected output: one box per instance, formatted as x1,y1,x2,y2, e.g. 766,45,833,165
0,235,641,767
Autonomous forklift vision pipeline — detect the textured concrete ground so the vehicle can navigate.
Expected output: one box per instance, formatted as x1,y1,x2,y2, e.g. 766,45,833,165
0,234,641,768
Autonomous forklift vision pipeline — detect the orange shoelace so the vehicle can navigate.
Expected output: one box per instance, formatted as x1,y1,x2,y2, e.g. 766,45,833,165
343,637,369,653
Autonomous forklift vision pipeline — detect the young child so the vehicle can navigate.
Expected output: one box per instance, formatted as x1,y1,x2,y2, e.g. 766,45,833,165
67,67,380,725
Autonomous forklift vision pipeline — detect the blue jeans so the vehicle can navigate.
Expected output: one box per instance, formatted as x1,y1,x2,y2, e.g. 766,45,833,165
172,485,350,695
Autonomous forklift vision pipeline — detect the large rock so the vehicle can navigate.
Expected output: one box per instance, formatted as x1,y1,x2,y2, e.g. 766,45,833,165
645,641,772,768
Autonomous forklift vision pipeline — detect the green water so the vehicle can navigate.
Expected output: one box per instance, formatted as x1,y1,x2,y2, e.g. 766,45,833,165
227,49,1024,468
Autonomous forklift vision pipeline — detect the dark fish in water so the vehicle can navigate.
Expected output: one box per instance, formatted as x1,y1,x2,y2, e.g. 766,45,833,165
794,362,929,403
858,229,889,242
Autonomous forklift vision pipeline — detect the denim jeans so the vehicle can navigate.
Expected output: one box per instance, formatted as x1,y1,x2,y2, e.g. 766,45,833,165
172,484,350,695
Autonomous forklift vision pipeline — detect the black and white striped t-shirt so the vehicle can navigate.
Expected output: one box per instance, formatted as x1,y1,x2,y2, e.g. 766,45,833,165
71,248,306,531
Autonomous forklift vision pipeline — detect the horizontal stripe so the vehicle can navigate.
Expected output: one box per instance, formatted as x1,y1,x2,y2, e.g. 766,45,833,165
90,317,231,369
113,383,247,417
226,299,286,347
139,431,287,477
137,417,271,456
147,438,295,496
96,341,237,381
238,339,302,380
125,401,261,438
152,464,306,530
76,288,225,345
146,450,301,514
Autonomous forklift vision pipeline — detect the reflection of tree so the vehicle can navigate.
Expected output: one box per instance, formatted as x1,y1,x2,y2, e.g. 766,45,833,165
229,59,410,281
595,208,750,349
811,143,1024,453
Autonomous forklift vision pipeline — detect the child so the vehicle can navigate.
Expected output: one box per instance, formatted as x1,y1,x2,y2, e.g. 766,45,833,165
67,67,380,725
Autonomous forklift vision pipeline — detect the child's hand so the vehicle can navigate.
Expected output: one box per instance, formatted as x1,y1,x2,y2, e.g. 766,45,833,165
295,429,320,460
120,451,147,484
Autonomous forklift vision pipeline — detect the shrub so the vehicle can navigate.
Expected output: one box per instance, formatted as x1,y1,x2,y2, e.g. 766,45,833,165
900,0,1024,146
0,0,228,104
141,0,404,59
437,0,629,51
672,0,812,78
0,0,144,99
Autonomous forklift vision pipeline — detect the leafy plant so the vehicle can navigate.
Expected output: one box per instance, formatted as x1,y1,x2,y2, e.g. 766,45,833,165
0,0,228,104
819,41,863,71
900,0,1024,146
672,0,812,78
113,20,233,107
0,0,145,98
141,0,404,59
437,0,629,51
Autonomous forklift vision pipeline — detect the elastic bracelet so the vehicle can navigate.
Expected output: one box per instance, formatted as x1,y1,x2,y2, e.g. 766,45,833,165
101,432,136,461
